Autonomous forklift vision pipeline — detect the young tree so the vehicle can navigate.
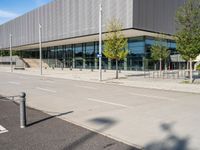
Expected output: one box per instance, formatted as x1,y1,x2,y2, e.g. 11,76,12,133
175,0,200,83
181,55,190,70
151,37,170,73
103,19,128,79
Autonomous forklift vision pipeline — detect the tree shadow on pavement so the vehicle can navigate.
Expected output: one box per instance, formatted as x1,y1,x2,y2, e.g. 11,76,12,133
27,111,74,127
62,117,118,150
143,122,191,150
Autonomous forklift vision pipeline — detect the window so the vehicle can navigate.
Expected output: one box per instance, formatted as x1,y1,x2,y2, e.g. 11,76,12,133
74,44,83,58
128,38,145,55
85,43,94,57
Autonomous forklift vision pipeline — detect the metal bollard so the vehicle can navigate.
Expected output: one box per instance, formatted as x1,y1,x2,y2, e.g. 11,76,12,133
20,92,26,128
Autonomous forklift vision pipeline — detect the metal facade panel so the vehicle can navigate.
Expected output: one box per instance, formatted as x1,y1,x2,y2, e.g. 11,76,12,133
133,0,185,34
0,0,132,49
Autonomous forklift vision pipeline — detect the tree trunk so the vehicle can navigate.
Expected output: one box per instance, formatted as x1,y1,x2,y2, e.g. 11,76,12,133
187,61,189,71
159,58,162,76
190,58,193,83
154,63,156,71
116,59,118,79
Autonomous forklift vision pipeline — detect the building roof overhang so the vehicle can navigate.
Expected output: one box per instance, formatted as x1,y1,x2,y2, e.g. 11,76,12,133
2,29,174,51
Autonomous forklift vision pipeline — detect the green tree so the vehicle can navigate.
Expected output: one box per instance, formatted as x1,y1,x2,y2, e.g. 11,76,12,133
175,0,200,83
181,55,190,70
0,50,20,57
0,50,9,56
151,36,170,73
103,19,128,79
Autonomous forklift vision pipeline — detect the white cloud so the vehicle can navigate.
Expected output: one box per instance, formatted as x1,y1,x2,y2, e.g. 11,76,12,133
0,9,19,24
0,10,18,18
0,0,51,25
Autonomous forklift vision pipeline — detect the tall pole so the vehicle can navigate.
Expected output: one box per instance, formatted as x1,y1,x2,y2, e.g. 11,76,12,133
9,34,13,72
99,1,102,81
39,24,42,75
0,46,1,66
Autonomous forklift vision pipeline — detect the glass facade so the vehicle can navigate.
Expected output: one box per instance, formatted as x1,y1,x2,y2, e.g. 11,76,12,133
19,36,185,70
127,37,145,70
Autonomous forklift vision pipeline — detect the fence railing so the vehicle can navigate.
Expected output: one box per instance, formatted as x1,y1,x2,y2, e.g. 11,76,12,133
144,70,200,79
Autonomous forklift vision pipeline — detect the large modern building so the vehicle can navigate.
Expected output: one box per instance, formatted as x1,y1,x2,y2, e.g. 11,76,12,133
0,0,186,70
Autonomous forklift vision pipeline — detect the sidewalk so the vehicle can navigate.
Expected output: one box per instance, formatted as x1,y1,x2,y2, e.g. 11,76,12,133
113,77,200,94
1,66,200,94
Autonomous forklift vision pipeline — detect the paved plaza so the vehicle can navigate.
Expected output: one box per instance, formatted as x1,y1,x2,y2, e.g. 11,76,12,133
0,68,200,149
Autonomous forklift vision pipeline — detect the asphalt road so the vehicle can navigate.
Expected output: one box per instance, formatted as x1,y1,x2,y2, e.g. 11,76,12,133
0,98,138,150
0,71,200,149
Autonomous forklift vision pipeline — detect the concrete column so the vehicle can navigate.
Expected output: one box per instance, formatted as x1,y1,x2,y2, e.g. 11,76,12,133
95,58,98,69
83,58,86,69
108,59,111,70
124,58,127,70
73,58,75,68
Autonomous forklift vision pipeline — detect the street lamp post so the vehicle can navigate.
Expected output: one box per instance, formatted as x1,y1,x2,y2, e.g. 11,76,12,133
0,45,2,66
99,0,102,81
9,34,13,72
39,24,42,75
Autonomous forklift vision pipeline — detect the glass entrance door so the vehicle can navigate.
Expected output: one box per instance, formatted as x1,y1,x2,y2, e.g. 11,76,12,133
65,47,73,68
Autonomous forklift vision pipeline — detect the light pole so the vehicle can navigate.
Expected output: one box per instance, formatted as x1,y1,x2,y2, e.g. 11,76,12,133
0,45,2,66
9,34,13,72
39,24,42,75
99,0,102,81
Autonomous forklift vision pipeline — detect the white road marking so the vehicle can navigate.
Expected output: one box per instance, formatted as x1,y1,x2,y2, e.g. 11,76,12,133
87,98,130,108
42,80,55,83
0,125,8,134
8,81,20,85
36,87,56,93
75,85,97,90
19,76,29,80
129,93,175,101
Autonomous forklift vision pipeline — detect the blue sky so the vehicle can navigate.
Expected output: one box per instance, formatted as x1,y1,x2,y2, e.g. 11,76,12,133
0,0,52,25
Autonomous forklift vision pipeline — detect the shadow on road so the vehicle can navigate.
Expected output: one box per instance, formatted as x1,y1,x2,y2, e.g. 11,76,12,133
144,122,191,150
62,117,118,150
27,111,74,127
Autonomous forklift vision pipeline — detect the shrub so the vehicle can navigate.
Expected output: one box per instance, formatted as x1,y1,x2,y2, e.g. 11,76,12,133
196,64,200,71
